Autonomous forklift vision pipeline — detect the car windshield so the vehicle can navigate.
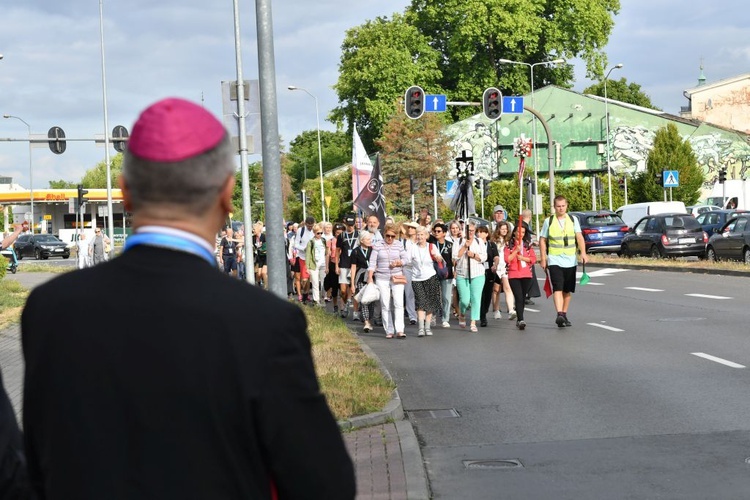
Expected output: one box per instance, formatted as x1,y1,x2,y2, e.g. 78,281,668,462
585,214,625,226
664,216,700,229
35,235,61,243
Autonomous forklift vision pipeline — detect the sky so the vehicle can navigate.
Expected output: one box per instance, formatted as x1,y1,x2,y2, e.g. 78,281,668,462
1,0,749,190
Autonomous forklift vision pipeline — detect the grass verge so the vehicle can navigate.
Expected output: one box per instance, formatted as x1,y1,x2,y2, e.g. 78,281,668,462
588,253,750,274
0,279,30,330
303,305,395,421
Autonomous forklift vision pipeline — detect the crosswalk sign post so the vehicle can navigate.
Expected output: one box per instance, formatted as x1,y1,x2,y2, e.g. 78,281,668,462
663,170,679,188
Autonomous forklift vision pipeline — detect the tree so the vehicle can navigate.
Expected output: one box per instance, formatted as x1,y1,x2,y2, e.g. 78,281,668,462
377,106,452,218
583,77,660,110
331,13,444,151
286,130,351,190
48,179,77,188
630,123,703,204
80,154,123,188
405,0,620,121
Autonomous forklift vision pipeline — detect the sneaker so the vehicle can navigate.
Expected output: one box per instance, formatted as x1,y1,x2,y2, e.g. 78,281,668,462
417,329,425,337
374,320,383,327
425,328,433,336
508,310,517,320
556,314,565,328
480,319,488,327
409,319,417,325
563,317,572,327
517,320,526,330
333,305,339,314
341,305,348,319
352,311,361,322
325,297,331,303
525,298,535,305
363,322,372,333
493,310,501,320
442,321,451,328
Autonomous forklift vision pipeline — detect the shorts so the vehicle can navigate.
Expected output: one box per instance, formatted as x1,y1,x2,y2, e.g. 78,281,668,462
291,256,301,272
338,267,352,284
548,265,576,294
222,256,237,273
297,257,310,280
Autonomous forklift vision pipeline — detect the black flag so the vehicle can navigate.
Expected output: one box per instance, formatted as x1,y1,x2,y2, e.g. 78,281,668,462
354,153,386,229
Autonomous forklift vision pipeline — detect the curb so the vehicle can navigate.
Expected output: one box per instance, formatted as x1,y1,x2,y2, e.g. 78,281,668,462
338,330,430,500
585,260,750,277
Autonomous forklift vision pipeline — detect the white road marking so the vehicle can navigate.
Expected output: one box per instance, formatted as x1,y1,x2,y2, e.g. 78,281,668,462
524,308,540,313
587,323,624,332
685,293,732,300
691,352,746,369
585,282,605,286
626,287,664,292
584,268,629,278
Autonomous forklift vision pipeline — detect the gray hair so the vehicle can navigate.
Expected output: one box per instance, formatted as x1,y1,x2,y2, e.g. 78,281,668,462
359,231,373,245
122,134,235,216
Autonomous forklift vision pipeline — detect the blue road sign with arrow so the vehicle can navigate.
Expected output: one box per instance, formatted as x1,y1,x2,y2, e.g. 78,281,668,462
425,94,447,112
663,170,679,188
502,96,524,114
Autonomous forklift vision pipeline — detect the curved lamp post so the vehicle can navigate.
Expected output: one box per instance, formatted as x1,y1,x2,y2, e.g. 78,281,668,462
3,114,33,231
497,57,565,233
604,63,623,211
287,85,326,222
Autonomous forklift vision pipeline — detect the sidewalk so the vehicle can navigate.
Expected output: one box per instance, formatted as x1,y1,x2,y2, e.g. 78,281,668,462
1,272,430,499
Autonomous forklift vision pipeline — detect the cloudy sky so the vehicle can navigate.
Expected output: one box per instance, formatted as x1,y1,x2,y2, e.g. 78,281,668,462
1,0,748,190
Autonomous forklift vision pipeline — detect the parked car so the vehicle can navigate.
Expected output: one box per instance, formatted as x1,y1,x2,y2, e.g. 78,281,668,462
570,211,629,254
15,234,71,260
695,209,750,235
620,213,707,259
616,201,687,229
705,214,750,263
686,204,720,217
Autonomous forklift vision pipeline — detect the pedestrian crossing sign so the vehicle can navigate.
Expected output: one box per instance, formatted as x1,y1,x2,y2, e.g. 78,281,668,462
663,170,679,188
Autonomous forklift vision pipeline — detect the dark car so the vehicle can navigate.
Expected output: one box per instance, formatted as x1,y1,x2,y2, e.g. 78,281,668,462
620,213,707,259
695,209,750,235
15,234,71,260
570,211,629,254
705,214,750,263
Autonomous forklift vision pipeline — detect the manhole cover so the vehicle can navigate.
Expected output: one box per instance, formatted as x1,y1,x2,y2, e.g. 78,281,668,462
463,459,524,470
407,408,460,419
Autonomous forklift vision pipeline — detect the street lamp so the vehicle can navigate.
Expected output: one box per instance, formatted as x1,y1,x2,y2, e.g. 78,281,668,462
288,85,326,222
3,114,33,232
498,57,565,233
604,63,624,211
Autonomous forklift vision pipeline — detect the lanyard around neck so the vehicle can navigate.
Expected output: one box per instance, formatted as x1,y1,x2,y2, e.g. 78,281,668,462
124,232,216,266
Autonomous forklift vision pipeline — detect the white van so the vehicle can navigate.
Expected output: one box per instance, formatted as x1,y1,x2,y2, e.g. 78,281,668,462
703,179,750,210
615,201,687,228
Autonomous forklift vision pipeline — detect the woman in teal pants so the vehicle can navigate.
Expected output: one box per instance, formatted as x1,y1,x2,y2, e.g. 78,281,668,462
451,222,487,332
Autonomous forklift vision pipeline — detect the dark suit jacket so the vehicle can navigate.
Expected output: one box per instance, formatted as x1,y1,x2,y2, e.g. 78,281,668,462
22,245,355,500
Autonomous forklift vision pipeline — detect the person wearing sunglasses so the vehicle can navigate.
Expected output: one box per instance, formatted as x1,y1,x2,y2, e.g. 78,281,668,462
305,223,329,307
368,223,409,339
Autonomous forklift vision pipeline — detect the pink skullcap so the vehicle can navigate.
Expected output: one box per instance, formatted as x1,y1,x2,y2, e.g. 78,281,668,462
127,97,226,162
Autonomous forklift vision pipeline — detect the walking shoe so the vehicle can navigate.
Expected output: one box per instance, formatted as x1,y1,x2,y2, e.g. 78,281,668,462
480,319,488,327
430,317,436,327
333,305,339,314
493,310,501,320
363,322,372,333
442,321,451,328
417,328,425,337
341,305,348,318
374,319,383,327
470,323,478,333
508,310,517,320
425,327,433,336
298,295,303,302
525,298,535,305
516,320,526,330
409,319,417,325
563,316,572,327
556,314,565,328
352,311,361,322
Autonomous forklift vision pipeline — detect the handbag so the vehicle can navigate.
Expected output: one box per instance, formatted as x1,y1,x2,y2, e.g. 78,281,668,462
430,243,449,279
390,274,407,285
359,282,381,304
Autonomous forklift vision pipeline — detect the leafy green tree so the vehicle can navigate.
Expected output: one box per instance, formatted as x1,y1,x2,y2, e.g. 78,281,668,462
81,154,123,188
630,123,703,204
331,13,444,150
48,179,77,188
583,77,660,110
405,0,620,120
286,130,351,190
377,108,452,218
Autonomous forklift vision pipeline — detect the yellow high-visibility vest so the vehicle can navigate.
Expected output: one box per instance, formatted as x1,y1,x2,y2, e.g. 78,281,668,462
547,214,577,256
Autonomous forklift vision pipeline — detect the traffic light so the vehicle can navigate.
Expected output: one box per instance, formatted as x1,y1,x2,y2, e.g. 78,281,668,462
656,170,664,187
404,86,425,120
482,87,502,121
112,125,129,153
718,168,727,184
48,126,67,155
409,175,419,195
619,177,626,190
77,184,89,210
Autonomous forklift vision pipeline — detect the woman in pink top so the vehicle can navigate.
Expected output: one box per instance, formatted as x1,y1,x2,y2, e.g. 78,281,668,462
504,223,537,330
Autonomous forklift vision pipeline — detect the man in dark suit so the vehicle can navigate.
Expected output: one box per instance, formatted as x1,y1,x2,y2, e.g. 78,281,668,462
21,97,355,499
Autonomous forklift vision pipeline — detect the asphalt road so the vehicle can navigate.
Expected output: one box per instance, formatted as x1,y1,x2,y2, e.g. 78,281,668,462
358,265,750,499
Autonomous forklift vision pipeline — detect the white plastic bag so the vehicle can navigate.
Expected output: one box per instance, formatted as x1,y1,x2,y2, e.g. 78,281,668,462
359,282,380,305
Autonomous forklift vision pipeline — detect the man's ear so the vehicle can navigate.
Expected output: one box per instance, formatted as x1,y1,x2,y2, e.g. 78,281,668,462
118,176,133,212
219,174,236,215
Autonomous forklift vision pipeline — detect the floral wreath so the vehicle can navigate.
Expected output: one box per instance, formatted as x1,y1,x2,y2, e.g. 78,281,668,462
513,134,533,158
